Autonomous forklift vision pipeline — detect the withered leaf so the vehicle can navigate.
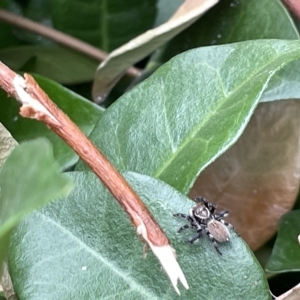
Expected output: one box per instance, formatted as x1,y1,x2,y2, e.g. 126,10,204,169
189,100,300,250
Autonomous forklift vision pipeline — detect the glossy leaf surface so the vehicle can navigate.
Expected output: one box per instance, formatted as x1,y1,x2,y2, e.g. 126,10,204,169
189,100,300,250
77,40,300,194
266,210,300,273
0,139,72,261
9,172,269,299
158,0,300,102
0,74,104,169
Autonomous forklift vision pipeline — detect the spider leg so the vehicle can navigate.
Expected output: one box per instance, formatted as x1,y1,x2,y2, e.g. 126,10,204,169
187,228,203,244
178,224,192,232
174,213,200,232
208,203,216,214
173,213,191,221
195,196,208,204
219,218,233,228
206,231,223,255
215,210,229,218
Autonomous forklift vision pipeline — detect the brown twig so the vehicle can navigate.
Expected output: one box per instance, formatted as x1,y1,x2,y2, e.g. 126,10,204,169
0,61,188,294
0,9,141,78
282,0,300,20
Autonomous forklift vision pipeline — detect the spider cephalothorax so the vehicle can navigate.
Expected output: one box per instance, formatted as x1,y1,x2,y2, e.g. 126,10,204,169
174,197,234,255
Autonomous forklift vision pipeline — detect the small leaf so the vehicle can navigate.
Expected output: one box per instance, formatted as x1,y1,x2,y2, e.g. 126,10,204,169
92,0,218,101
0,123,18,258
0,74,104,169
0,124,17,168
9,172,269,299
77,40,300,194
0,139,73,240
266,210,300,273
0,123,18,263
189,100,300,250
0,261,17,300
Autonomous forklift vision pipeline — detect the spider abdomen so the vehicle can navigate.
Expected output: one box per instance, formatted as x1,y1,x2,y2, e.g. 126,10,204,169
207,220,230,243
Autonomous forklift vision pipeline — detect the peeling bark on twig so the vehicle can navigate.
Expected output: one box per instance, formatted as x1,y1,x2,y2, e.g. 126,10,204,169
0,61,188,293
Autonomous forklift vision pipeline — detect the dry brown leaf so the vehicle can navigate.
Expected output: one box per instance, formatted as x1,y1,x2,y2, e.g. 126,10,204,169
282,0,300,20
189,100,300,250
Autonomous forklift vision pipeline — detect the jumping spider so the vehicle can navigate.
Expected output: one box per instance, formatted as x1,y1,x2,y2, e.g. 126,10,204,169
174,197,234,255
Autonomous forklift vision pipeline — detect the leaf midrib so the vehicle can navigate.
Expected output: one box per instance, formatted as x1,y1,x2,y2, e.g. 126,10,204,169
153,48,296,180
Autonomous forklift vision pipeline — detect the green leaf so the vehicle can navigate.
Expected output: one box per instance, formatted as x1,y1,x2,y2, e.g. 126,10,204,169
161,0,298,56
265,210,300,273
9,171,269,299
158,0,300,103
0,46,98,84
0,139,73,261
51,0,157,51
0,123,17,262
77,40,300,193
0,139,73,238
0,74,104,169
